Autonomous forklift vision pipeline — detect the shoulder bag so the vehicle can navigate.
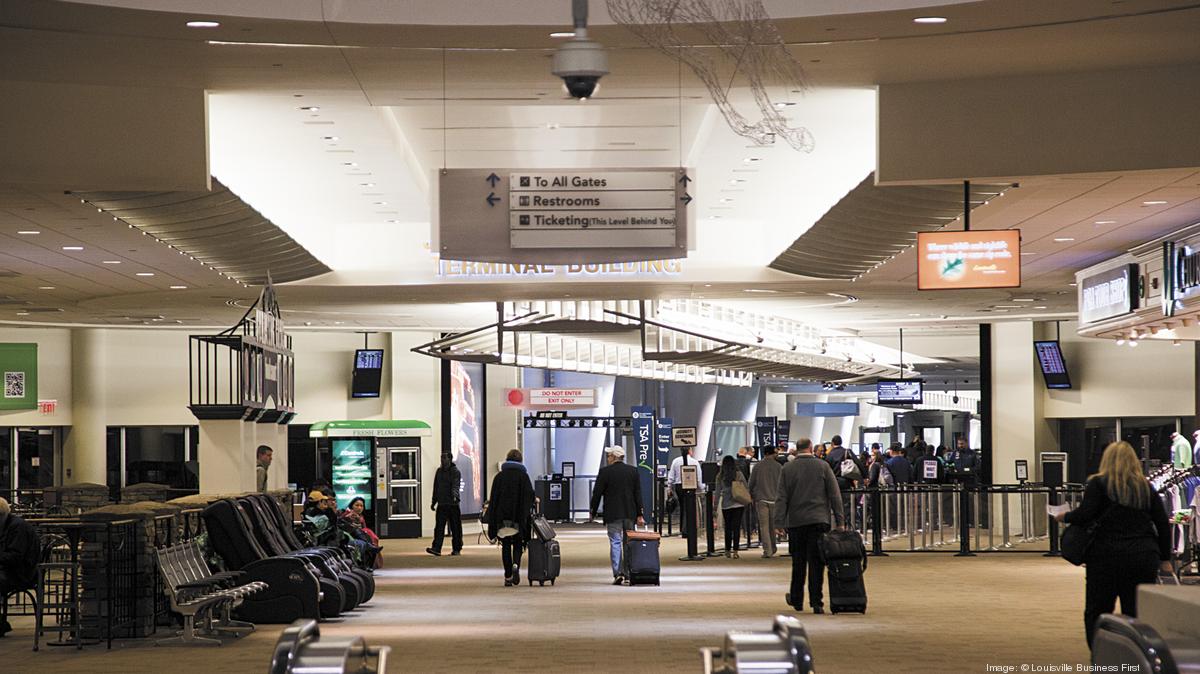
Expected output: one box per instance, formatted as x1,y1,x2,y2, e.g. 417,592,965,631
732,476,753,506
1060,505,1111,566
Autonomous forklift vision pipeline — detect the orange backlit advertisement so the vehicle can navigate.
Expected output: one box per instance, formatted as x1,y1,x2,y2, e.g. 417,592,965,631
917,229,1021,290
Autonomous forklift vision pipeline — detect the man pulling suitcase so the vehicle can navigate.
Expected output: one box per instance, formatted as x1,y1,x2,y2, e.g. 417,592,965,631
774,438,846,614
590,446,645,585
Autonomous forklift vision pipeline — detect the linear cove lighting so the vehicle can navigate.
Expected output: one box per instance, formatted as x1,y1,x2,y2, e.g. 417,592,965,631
1053,238,1074,243
17,230,40,235
1142,200,1168,205
135,272,155,277
550,32,576,38
61,246,83,251
186,20,220,28
913,16,947,24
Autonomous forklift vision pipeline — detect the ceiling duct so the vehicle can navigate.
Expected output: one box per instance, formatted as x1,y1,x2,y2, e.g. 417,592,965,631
768,173,1012,281
71,178,331,286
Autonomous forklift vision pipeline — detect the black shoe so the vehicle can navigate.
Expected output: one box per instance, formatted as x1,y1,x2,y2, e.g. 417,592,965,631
512,565,520,586
450,550,461,556
812,606,825,615
426,547,441,556
504,577,514,587
785,593,801,611
0,620,12,637
613,575,625,586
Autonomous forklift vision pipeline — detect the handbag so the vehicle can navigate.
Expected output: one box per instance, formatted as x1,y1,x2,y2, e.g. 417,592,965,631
732,478,753,506
1060,505,1111,566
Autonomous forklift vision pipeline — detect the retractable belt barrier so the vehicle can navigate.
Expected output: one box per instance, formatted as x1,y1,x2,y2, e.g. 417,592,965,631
269,619,390,674
700,615,815,674
844,483,1084,556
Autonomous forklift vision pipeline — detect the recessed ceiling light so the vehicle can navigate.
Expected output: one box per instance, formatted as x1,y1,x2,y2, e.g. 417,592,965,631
38,286,55,290
322,136,339,141
1068,282,1077,287
61,246,83,251
102,260,121,264
1034,306,1048,310
299,106,320,112
373,201,388,205
773,101,797,108
1020,252,1036,256
550,31,576,38
135,272,155,277
719,198,733,203
1012,298,1036,302
743,288,778,294
1142,200,1168,205
709,215,721,219
729,178,746,184
913,16,948,24
908,313,922,317
360,182,375,187
743,157,762,163
1053,237,1075,242
342,162,357,167
994,305,1023,309
704,284,713,287
1094,220,1116,225
15,311,29,316
186,20,220,28
16,230,39,235
170,285,188,290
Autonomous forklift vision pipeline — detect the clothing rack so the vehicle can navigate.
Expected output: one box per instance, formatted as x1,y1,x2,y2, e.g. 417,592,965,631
1153,466,1200,579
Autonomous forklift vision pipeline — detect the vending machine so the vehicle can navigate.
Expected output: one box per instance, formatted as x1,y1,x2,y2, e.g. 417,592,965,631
308,420,433,538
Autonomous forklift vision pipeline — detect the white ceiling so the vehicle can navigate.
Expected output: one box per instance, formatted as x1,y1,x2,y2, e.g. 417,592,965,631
0,0,1198,365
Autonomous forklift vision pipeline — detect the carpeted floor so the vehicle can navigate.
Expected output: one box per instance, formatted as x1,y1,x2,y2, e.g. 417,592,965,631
0,524,1092,673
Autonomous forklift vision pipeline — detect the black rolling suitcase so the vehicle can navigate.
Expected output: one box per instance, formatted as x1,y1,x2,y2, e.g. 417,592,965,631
527,538,561,586
819,530,867,614
624,528,661,586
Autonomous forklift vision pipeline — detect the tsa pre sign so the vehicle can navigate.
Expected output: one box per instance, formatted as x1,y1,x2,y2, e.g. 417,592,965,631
632,405,655,524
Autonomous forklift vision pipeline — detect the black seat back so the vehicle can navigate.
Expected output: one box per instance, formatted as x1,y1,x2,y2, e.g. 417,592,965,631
251,494,309,552
237,497,293,557
202,499,270,570
1092,614,1179,674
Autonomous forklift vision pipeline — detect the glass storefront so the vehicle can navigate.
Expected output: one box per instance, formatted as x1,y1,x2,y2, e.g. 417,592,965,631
105,426,199,494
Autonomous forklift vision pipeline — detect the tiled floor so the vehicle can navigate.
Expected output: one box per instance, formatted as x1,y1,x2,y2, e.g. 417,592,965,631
0,524,1092,673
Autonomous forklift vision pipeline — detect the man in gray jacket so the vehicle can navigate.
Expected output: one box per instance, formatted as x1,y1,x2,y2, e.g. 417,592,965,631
774,437,845,614
748,444,783,558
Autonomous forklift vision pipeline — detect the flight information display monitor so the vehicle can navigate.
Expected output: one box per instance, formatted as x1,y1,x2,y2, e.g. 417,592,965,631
351,349,384,398
877,379,923,405
1034,340,1073,389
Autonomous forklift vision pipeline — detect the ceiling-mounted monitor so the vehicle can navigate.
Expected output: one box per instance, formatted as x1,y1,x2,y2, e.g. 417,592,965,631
877,379,923,405
351,349,384,398
1033,340,1073,390
917,229,1021,290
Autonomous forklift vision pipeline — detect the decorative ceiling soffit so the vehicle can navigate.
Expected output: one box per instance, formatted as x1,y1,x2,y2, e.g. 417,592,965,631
71,178,331,285
768,173,1014,281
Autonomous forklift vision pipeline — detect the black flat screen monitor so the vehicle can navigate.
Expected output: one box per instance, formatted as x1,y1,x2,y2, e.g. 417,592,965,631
877,379,923,405
351,349,384,398
1033,340,1073,390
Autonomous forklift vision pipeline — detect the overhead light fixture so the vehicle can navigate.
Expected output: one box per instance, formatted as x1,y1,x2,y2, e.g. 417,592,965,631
170,285,188,290
15,311,29,316
1116,338,1125,345
1034,306,1048,310
298,106,320,112
743,157,762,163
1020,252,1037,256
1142,200,1168,205
913,16,948,24
38,286,55,290
1094,220,1116,225
1053,237,1075,243
16,230,39,235
186,20,220,28
729,178,746,184
719,198,733,203
743,288,778,294
359,182,375,187
773,101,797,109
61,246,83,251
908,313,921,317
1068,282,1077,287
1012,298,1036,302
342,162,357,167
102,260,121,264
550,31,576,38
135,272,155,277
322,136,339,141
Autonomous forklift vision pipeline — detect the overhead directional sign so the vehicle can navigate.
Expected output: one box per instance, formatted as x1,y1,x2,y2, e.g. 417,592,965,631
437,167,691,264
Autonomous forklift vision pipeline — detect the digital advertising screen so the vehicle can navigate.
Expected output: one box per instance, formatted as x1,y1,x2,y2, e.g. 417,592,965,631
443,360,486,516
1033,340,1073,390
331,438,372,511
351,348,384,398
917,229,1021,290
877,379,923,405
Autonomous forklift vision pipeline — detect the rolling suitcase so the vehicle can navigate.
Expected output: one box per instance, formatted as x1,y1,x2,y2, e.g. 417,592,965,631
820,530,867,614
527,538,561,586
532,514,557,541
624,527,661,586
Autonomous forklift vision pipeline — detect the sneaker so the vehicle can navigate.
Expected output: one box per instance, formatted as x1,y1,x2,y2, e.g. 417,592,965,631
612,575,625,586
512,565,520,586
450,550,461,556
425,547,441,556
504,577,514,587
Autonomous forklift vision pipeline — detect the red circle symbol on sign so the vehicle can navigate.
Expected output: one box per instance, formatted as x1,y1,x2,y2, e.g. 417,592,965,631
507,389,524,406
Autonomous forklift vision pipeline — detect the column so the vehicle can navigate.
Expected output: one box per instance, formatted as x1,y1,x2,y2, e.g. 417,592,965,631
198,419,255,493
64,328,106,485
254,421,289,490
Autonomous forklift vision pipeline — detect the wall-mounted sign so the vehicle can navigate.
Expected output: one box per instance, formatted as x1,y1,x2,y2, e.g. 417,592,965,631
916,229,1021,290
437,167,690,264
1078,263,1138,324
38,399,56,415
671,426,697,448
437,258,683,278
505,388,597,409
754,417,777,447
523,416,632,429
1162,241,1200,317
0,343,37,411
1015,459,1029,482
561,461,575,479
795,402,861,417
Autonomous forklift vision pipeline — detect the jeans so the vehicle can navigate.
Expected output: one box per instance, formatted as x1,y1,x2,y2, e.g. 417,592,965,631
724,506,745,552
788,523,830,609
756,501,777,556
432,504,463,553
501,538,525,579
1083,551,1159,648
606,519,634,577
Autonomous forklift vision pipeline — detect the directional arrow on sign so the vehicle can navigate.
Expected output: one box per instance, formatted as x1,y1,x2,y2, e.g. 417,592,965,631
678,174,692,186
680,193,693,206
486,172,500,187
486,192,501,207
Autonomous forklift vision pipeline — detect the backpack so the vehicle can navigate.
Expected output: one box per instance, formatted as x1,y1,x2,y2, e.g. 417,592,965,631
877,463,895,487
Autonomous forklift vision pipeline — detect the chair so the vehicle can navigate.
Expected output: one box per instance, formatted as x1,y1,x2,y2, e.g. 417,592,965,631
34,532,81,651
1091,613,1183,674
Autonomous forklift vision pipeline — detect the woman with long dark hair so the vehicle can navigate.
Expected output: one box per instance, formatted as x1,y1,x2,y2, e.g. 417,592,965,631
717,455,749,558
1056,441,1172,647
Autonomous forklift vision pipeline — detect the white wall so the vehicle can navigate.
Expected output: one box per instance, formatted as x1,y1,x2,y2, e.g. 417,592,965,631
0,326,73,426
1044,321,1194,418
291,331,393,424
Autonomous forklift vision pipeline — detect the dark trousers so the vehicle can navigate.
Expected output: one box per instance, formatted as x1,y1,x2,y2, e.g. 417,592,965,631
724,506,745,551
674,485,691,537
501,538,525,578
788,524,830,609
1083,551,1159,648
432,504,463,553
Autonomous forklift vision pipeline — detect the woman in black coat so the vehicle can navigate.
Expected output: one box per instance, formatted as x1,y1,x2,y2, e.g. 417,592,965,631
1056,440,1172,648
487,449,536,586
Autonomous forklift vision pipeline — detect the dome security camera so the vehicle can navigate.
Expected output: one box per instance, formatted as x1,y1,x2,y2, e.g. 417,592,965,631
552,0,608,100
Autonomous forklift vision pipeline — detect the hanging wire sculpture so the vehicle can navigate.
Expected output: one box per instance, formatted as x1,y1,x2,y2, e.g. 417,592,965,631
607,0,814,152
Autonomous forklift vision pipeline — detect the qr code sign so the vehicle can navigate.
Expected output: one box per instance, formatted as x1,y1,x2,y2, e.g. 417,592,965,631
5,371,25,399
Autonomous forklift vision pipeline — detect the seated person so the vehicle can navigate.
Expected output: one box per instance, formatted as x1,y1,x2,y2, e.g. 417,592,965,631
301,490,340,547
0,497,38,638
339,497,382,568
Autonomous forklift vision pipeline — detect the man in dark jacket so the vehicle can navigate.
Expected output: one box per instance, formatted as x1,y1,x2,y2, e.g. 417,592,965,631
774,438,844,614
427,452,464,557
590,447,645,585
0,497,39,637
825,435,865,521
487,449,536,586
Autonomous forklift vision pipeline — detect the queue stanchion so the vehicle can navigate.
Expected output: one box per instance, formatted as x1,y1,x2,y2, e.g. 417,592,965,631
956,485,975,556
678,464,705,562
1044,485,1062,558
1002,490,1012,548
870,488,887,557
704,486,721,558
